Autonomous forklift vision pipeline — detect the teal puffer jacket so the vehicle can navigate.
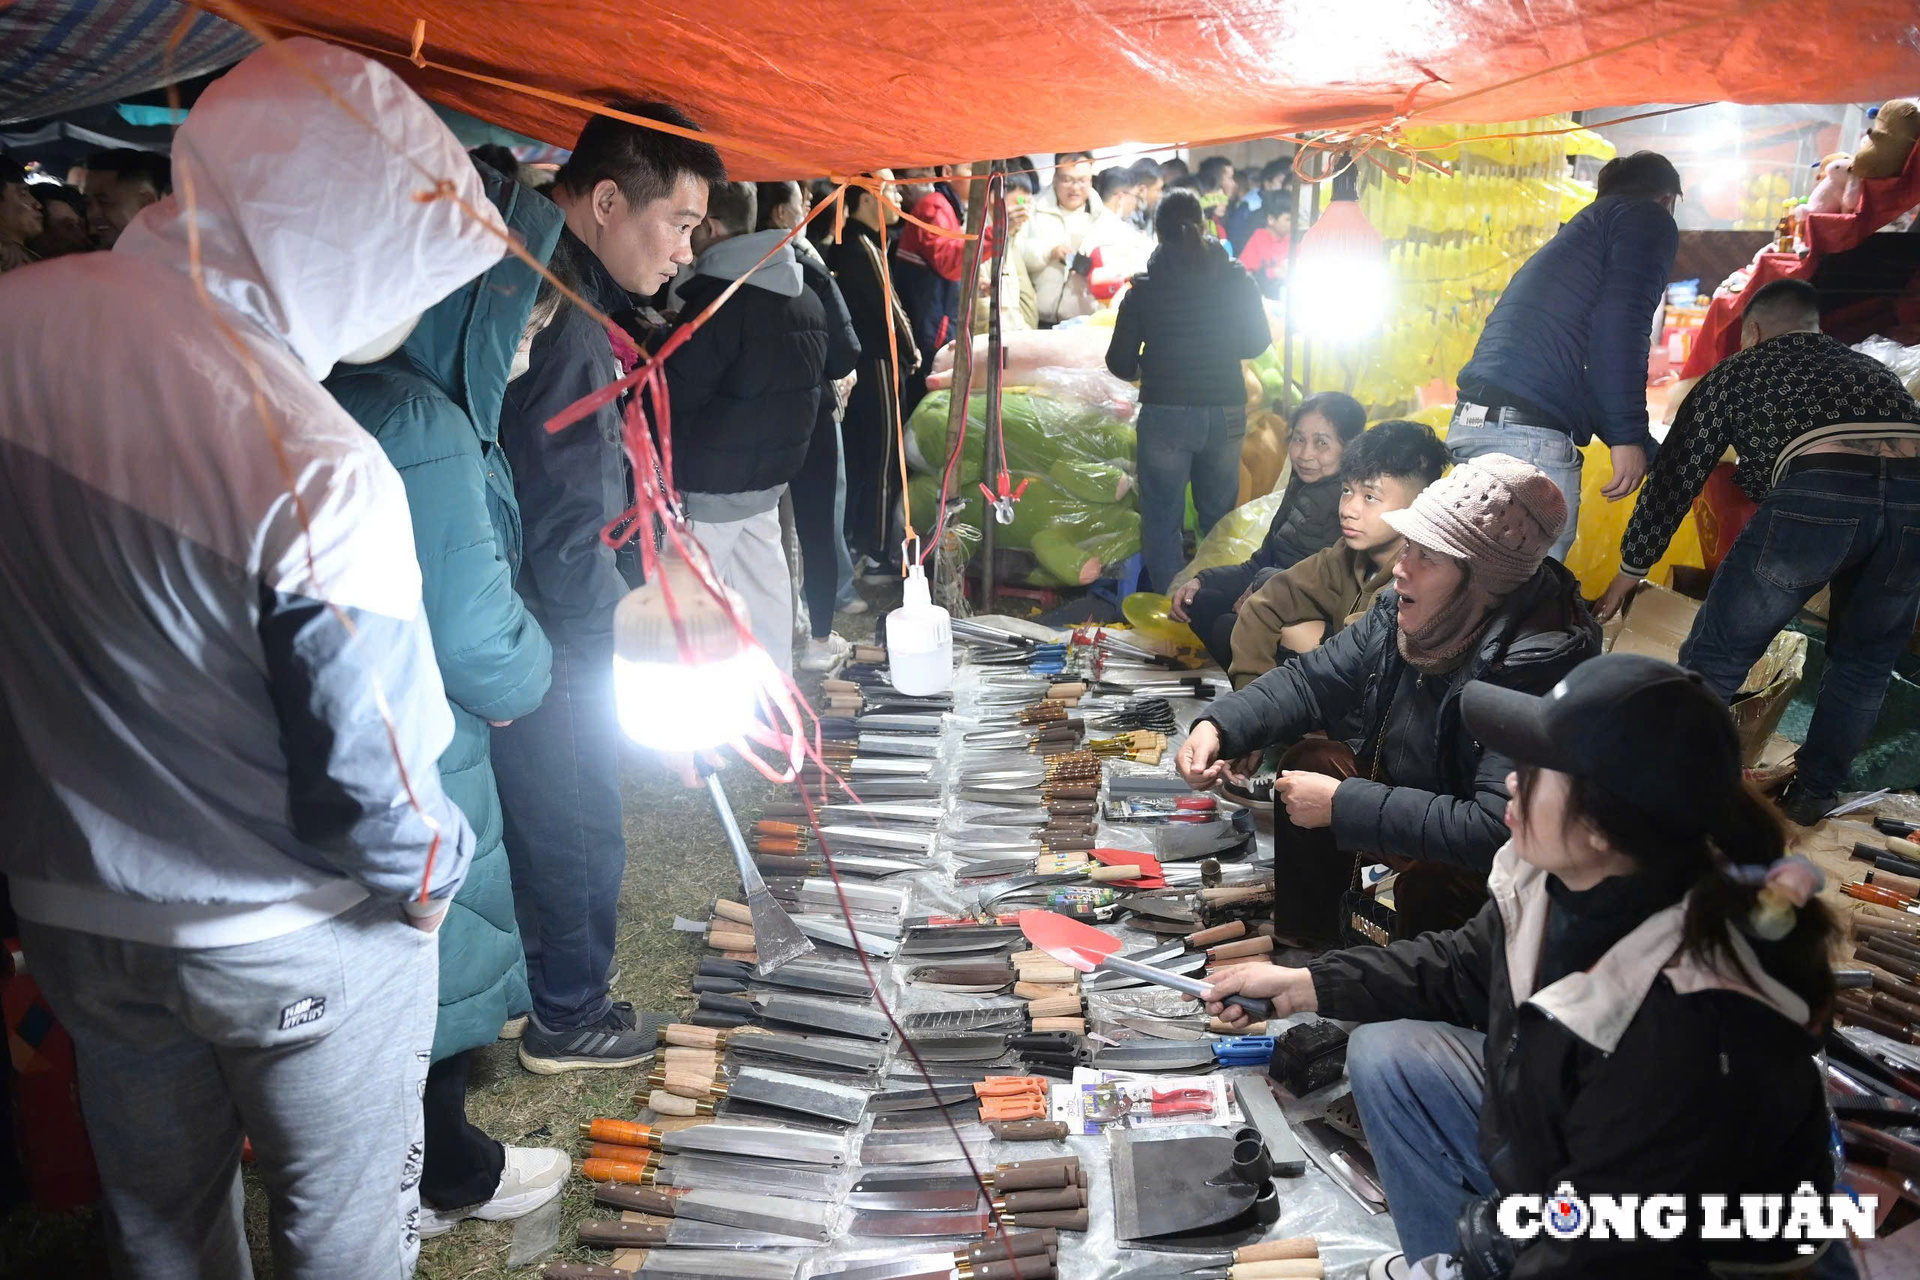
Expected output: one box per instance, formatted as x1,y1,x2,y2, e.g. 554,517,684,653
326,165,560,1060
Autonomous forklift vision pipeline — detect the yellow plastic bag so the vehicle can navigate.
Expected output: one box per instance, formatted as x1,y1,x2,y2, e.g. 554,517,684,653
1562,439,1705,597
1121,592,1204,654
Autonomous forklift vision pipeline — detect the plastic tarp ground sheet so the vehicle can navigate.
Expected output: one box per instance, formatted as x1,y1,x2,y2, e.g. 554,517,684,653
9,2,1920,177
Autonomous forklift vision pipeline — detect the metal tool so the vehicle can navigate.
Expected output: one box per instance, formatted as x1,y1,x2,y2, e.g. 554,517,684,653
707,771,812,974
788,914,899,958
867,1080,981,1113
694,957,874,1000
902,1006,1029,1034
579,1119,845,1166
1091,1040,1219,1072
634,1152,844,1200
804,1229,1060,1280
764,801,943,825
544,1254,801,1280
1020,911,1271,1019
695,990,893,1040
848,1158,1080,1211
656,1064,870,1124
565,1219,813,1251
846,1198,1088,1236
858,733,944,759
661,1024,886,1073
904,962,1017,994
815,824,935,854
754,853,924,880
902,1033,1011,1063
1228,1069,1308,1177
857,1127,993,1166
588,1180,834,1242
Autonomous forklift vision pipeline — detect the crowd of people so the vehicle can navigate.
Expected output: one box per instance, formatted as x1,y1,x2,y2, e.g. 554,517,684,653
1,31,1916,1280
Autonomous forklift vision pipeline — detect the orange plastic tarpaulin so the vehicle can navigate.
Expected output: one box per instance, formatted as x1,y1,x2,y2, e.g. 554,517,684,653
232,0,1920,179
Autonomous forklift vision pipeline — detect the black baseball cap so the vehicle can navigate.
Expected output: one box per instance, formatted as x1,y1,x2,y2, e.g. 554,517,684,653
1461,654,1741,832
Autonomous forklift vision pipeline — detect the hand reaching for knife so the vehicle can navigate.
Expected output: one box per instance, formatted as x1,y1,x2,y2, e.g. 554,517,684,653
1204,964,1317,1028
660,748,727,788
1175,721,1260,790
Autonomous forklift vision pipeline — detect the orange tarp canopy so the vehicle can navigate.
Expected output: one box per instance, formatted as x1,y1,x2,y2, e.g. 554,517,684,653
240,0,1920,177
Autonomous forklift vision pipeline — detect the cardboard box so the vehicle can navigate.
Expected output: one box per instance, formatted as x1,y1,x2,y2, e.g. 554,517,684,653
1605,582,1806,765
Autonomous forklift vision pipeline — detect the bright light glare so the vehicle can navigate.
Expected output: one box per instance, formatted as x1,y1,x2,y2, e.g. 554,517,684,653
614,648,770,750
1291,255,1392,342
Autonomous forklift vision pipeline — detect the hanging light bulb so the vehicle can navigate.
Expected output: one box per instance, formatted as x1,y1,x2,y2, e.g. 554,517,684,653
612,544,772,751
1293,161,1391,342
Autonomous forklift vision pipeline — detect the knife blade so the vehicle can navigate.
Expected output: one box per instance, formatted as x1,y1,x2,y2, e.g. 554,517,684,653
588,1183,834,1241
846,1202,1088,1236
1090,1040,1219,1071
602,1250,804,1280
643,1153,844,1200
847,758,935,777
866,1081,982,1113
904,963,1017,993
754,853,925,880
806,1228,1061,1280
571,1217,816,1250
851,714,948,734
848,1158,1081,1210
582,1119,846,1166
719,1029,888,1072
695,992,894,1040
896,930,1020,957
814,825,935,853
902,1006,1028,1034
902,1034,1011,1063
695,957,875,1000
857,1126,994,1165
787,916,899,958
713,1065,871,1123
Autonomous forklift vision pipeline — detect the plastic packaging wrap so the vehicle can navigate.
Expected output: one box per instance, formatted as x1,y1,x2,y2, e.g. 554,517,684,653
1167,488,1287,591
927,328,1132,404
907,389,1142,585
1854,333,1920,398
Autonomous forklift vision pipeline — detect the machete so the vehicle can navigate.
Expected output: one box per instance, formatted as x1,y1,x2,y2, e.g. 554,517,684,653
847,1157,1080,1210
804,1228,1059,1280
846,1198,1088,1236
694,991,894,1040
579,1118,845,1166
904,963,1017,994
660,1023,887,1073
653,1064,870,1124
587,1182,834,1242
694,957,875,1000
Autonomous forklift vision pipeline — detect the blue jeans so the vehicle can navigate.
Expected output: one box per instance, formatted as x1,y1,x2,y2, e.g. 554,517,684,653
1446,415,1583,561
1347,1020,1496,1261
1137,403,1245,592
490,630,626,1030
1681,457,1920,797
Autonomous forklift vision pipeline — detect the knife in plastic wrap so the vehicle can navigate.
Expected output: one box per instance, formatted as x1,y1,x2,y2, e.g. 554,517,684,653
583,1181,834,1241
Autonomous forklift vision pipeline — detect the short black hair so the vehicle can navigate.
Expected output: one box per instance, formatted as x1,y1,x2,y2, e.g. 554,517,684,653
0,155,26,189
533,230,584,323
1054,151,1095,167
1093,166,1136,201
1160,157,1191,182
106,149,170,196
1596,150,1682,201
84,150,117,171
33,183,84,219
554,101,727,211
704,181,756,237
1743,277,1821,329
1196,155,1234,190
469,145,521,180
1341,419,1450,487
1001,169,1037,196
1127,158,1164,187
1259,158,1293,186
754,180,801,231
1290,391,1366,443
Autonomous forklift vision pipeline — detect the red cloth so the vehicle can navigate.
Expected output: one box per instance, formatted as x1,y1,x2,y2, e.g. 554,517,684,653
1239,227,1295,284
898,190,965,283
1681,143,1920,379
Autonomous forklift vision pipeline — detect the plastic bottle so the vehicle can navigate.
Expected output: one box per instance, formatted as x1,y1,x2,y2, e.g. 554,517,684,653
886,564,953,695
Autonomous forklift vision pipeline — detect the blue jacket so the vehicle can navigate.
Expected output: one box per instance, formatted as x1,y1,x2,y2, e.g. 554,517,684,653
326,165,560,1060
1457,195,1678,447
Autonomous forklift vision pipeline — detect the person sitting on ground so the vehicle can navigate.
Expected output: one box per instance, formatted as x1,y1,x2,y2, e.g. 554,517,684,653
1237,197,1298,299
1229,419,1451,688
85,149,170,248
659,181,831,675
1176,456,1599,945
29,183,91,258
1205,655,1846,1280
0,157,42,273
1169,391,1366,668
327,164,578,1238
1596,277,1920,827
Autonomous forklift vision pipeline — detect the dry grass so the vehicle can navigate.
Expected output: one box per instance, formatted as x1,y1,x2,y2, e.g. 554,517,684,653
1,584,898,1280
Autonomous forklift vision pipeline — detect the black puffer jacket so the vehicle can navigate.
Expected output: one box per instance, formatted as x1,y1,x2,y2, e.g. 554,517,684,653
1194,472,1343,599
1309,848,1835,1279
665,230,830,495
1203,559,1599,871
1106,241,1272,407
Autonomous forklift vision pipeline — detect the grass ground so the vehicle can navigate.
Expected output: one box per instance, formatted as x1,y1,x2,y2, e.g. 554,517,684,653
0,585,895,1280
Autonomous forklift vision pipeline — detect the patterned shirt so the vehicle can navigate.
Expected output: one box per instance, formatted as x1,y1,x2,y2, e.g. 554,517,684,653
1620,331,1920,575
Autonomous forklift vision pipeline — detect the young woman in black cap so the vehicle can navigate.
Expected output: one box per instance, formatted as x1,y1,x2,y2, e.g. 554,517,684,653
1206,653,1847,1280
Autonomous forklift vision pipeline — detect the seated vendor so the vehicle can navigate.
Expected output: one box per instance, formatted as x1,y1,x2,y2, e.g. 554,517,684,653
1175,456,1599,945
1204,655,1846,1280
1228,419,1451,689
1169,391,1366,668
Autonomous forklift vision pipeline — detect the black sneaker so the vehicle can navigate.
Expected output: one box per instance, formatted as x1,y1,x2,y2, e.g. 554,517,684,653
1776,781,1837,828
518,1004,663,1075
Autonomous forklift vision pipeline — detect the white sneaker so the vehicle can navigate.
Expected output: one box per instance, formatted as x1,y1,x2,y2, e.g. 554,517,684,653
1367,1253,1410,1280
800,634,850,672
418,1146,570,1238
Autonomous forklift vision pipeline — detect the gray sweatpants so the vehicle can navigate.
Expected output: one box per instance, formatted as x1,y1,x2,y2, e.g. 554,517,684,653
21,895,438,1280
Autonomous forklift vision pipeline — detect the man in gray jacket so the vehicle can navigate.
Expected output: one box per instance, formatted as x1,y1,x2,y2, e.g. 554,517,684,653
0,41,499,1279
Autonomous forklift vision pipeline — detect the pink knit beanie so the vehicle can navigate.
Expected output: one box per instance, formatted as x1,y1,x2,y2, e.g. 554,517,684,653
1382,454,1567,596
